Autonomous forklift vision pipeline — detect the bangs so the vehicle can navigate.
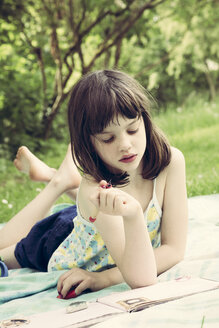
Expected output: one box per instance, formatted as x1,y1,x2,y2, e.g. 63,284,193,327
84,70,144,135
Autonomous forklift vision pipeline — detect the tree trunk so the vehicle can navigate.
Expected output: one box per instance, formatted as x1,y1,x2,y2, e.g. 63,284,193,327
204,61,216,101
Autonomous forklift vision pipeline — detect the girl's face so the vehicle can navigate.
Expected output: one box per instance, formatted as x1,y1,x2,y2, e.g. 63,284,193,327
91,115,146,175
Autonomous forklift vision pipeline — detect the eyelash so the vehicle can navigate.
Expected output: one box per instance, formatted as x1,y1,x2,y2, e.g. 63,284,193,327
128,129,138,135
102,129,139,143
102,137,114,144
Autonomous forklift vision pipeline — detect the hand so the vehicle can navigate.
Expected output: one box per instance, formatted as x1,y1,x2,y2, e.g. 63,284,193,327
90,180,142,219
57,267,109,298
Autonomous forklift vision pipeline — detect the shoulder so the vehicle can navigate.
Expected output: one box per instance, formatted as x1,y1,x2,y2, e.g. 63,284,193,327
169,147,186,171
156,147,186,206
169,147,185,168
158,147,185,180
157,147,185,180
165,147,186,185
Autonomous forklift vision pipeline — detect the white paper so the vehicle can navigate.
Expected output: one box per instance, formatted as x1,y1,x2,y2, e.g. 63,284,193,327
25,302,121,328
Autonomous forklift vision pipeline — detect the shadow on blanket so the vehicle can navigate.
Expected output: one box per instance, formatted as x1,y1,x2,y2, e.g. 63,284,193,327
0,194,219,326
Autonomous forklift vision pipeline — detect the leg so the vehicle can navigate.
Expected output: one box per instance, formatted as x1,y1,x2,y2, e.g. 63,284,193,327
0,144,81,250
14,145,81,201
14,146,57,183
0,245,20,269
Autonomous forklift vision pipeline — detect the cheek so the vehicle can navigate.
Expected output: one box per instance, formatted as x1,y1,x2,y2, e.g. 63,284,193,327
90,137,101,156
98,146,112,162
138,126,147,147
91,139,109,161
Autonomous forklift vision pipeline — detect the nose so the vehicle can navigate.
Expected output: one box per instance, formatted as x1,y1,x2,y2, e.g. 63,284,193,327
118,133,132,152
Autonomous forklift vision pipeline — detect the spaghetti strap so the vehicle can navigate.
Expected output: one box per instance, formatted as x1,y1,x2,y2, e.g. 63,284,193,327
152,178,157,198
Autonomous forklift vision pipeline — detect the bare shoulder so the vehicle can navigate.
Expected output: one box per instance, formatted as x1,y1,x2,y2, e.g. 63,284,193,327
163,146,186,186
171,146,185,161
159,147,185,179
169,147,185,169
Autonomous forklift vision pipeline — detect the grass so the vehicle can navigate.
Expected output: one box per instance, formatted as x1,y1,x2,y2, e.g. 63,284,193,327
154,95,219,197
0,94,219,223
0,142,71,224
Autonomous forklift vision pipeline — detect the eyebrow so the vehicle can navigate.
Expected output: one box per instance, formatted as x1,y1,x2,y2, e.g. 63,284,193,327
98,118,139,135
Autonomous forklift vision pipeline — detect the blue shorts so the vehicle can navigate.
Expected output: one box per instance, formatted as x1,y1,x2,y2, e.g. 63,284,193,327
14,205,77,272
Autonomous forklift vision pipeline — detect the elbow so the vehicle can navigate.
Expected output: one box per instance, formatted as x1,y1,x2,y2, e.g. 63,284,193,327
127,274,158,290
170,250,185,269
167,244,186,267
175,248,186,264
126,262,158,289
178,253,185,262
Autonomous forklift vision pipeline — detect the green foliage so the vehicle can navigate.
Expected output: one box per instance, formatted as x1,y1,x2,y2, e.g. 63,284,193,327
117,0,219,105
0,0,218,158
0,57,42,156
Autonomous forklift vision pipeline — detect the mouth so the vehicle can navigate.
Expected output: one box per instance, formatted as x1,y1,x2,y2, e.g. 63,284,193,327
119,154,137,163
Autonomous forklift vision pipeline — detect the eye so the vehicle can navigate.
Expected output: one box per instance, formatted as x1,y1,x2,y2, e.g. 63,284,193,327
102,136,114,143
127,128,139,135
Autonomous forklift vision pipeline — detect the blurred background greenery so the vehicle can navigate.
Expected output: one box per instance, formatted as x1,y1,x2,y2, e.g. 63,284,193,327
0,0,218,222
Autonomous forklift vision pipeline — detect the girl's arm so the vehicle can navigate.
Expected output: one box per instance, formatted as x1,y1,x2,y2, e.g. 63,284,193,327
155,147,188,274
90,183,157,288
58,183,157,297
90,147,187,284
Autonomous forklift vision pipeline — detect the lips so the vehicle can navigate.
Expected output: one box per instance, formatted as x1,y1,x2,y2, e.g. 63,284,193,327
119,154,137,163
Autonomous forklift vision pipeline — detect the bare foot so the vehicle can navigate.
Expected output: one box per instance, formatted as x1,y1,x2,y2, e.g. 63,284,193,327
14,146,56,182
52,144,82,191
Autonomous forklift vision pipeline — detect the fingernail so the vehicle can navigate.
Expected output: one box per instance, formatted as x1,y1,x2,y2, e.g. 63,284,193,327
89,216,96,223
65,289,77,299
101,183,112,189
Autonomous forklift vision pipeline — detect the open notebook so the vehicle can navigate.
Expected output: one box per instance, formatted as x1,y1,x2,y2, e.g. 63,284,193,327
97,276,219,313
2,277,219,328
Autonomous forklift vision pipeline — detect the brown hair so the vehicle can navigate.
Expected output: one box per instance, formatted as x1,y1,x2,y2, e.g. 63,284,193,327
68,69,171,186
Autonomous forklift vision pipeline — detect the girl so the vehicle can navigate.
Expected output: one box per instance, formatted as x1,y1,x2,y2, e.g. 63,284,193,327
0,70,188,298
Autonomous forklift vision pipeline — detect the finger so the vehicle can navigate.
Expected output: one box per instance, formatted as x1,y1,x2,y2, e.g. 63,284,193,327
99,180,108,188
105,189,117,211
57,270,71,293
99,187,108,208
75,279,91,295
57,269,78,293
99,188,115,210
61,277,80,298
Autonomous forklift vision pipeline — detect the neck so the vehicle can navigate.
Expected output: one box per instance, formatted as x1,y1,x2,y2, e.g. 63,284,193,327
126,160,144,186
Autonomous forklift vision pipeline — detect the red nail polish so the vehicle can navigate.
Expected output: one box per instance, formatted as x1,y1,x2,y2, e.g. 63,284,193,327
101,184,106,189
89,216,96,223
101,183,112,189
65,289,77,299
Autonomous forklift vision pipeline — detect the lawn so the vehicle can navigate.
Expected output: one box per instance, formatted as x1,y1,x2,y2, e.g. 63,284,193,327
154,95,219,197
0,94,218,223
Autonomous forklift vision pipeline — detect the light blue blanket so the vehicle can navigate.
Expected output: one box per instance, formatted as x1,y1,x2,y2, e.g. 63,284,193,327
0,268,131,320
